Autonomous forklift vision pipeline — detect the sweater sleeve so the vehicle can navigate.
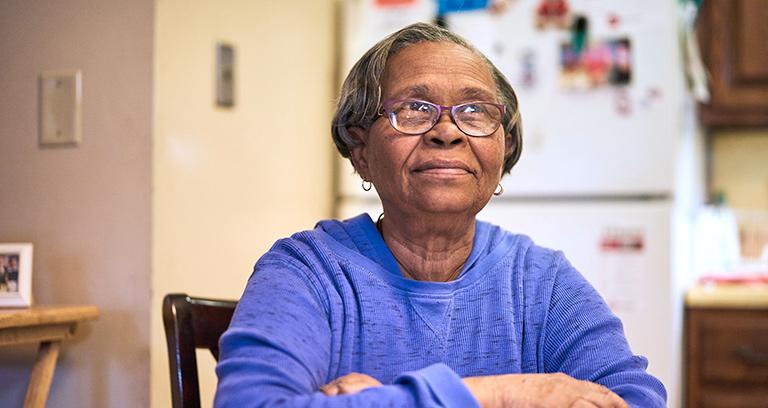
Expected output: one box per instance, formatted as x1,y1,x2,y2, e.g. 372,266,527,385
214,254,479,408
541,252,667,408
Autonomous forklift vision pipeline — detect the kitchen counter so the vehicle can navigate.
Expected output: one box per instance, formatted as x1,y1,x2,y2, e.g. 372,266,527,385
685,282,768,309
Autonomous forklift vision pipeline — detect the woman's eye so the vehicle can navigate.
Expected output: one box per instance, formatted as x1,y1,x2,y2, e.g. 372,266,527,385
406,102,431,112
460,104,483,114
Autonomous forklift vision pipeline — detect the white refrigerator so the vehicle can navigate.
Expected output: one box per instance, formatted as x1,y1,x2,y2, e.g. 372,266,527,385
335,1,704,406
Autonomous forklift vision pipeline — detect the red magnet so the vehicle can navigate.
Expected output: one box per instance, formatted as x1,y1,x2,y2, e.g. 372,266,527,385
607,12,621,29
536,0,570,29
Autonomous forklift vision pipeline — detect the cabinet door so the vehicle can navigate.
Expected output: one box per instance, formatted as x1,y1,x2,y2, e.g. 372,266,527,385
686,307,768,408
697,0,768,127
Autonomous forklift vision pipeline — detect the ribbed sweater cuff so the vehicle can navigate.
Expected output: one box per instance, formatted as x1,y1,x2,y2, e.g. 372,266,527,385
395,363,481,408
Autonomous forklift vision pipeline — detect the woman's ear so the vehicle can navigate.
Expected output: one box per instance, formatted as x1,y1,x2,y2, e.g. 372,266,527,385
347,126,370,180
505,131,515,157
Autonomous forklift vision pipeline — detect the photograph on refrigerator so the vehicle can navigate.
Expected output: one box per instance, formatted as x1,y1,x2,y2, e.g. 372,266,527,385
559,37,632,89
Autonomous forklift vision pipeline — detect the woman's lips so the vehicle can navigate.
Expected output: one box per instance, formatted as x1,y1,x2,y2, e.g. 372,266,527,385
413,159,473,176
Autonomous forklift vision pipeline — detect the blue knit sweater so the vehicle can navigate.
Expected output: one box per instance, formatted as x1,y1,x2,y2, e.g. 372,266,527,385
214,214,666,407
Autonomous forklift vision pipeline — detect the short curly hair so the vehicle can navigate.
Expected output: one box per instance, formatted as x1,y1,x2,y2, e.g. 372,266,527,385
331,22,523,175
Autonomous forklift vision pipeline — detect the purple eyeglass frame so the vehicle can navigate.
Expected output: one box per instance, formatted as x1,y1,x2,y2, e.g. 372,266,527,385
379,98,506,137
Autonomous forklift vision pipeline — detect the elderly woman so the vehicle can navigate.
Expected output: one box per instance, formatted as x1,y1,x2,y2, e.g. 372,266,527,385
215,23,666,408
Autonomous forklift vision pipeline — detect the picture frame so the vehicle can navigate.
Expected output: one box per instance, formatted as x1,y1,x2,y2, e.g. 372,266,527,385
0,243,33,307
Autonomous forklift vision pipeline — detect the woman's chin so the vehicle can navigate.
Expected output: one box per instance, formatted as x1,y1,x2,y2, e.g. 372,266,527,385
401,191,491,217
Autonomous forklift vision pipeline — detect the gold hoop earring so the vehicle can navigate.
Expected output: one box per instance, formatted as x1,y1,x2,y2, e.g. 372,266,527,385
362,180,373,191
494,183,504,196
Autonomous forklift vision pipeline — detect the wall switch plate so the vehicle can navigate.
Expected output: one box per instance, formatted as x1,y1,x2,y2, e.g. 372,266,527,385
216,43,234,107
39,70,82,146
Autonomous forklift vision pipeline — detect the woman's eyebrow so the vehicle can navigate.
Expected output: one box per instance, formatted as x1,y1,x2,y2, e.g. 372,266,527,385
461,87,496,101
389,85,431,100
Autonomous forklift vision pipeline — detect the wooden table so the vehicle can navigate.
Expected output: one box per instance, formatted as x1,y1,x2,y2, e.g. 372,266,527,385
0,305,98,408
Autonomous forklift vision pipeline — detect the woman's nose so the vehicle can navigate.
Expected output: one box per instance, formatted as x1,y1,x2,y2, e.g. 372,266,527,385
425,111,466,146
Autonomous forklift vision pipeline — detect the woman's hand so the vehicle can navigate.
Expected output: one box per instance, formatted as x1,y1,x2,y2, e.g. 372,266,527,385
463,372,630,408
319,372,383,396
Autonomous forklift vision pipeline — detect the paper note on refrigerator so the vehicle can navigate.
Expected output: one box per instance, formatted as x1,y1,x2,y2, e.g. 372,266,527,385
599,228,648,311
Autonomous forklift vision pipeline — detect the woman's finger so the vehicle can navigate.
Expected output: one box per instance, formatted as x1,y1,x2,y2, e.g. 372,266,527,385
320,372,383,396
571,398,600,408
581,381,630,408
318,381,342,396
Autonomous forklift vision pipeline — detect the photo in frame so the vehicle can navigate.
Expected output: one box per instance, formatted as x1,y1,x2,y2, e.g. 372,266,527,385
0,243,33,307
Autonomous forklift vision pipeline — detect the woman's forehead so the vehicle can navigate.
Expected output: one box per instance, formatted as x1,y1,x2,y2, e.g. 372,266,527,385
381,41,496,100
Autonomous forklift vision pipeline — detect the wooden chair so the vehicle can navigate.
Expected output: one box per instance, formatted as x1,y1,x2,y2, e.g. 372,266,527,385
163,293,238,408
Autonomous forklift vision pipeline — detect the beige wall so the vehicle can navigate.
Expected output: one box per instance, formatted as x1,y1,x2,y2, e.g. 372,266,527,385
710,129,768,210
0,0,153,406
151,1,336,407
0,0,336,406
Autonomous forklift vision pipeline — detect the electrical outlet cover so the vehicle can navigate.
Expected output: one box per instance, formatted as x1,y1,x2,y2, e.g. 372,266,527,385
39,70,82,146
216,43,234,107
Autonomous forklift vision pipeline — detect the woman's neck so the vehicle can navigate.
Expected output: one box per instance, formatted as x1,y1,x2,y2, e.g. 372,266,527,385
377,213,476,282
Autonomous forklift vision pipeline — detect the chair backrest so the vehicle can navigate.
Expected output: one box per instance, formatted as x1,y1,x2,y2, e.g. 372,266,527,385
163,293,238,408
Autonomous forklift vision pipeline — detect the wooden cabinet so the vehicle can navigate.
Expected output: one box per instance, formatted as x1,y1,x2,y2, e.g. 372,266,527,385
685,307,768,407
696,0,768,127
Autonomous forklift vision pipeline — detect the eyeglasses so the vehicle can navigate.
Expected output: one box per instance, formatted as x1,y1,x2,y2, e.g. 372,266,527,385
379,99,505,137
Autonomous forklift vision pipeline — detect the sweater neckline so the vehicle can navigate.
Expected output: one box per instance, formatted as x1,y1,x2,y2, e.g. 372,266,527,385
324,213,518,295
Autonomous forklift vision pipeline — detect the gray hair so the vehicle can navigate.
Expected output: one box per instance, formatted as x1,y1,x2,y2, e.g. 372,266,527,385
331,22,523,175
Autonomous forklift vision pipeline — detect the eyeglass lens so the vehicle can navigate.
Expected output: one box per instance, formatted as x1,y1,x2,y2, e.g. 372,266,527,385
384,100,503,136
